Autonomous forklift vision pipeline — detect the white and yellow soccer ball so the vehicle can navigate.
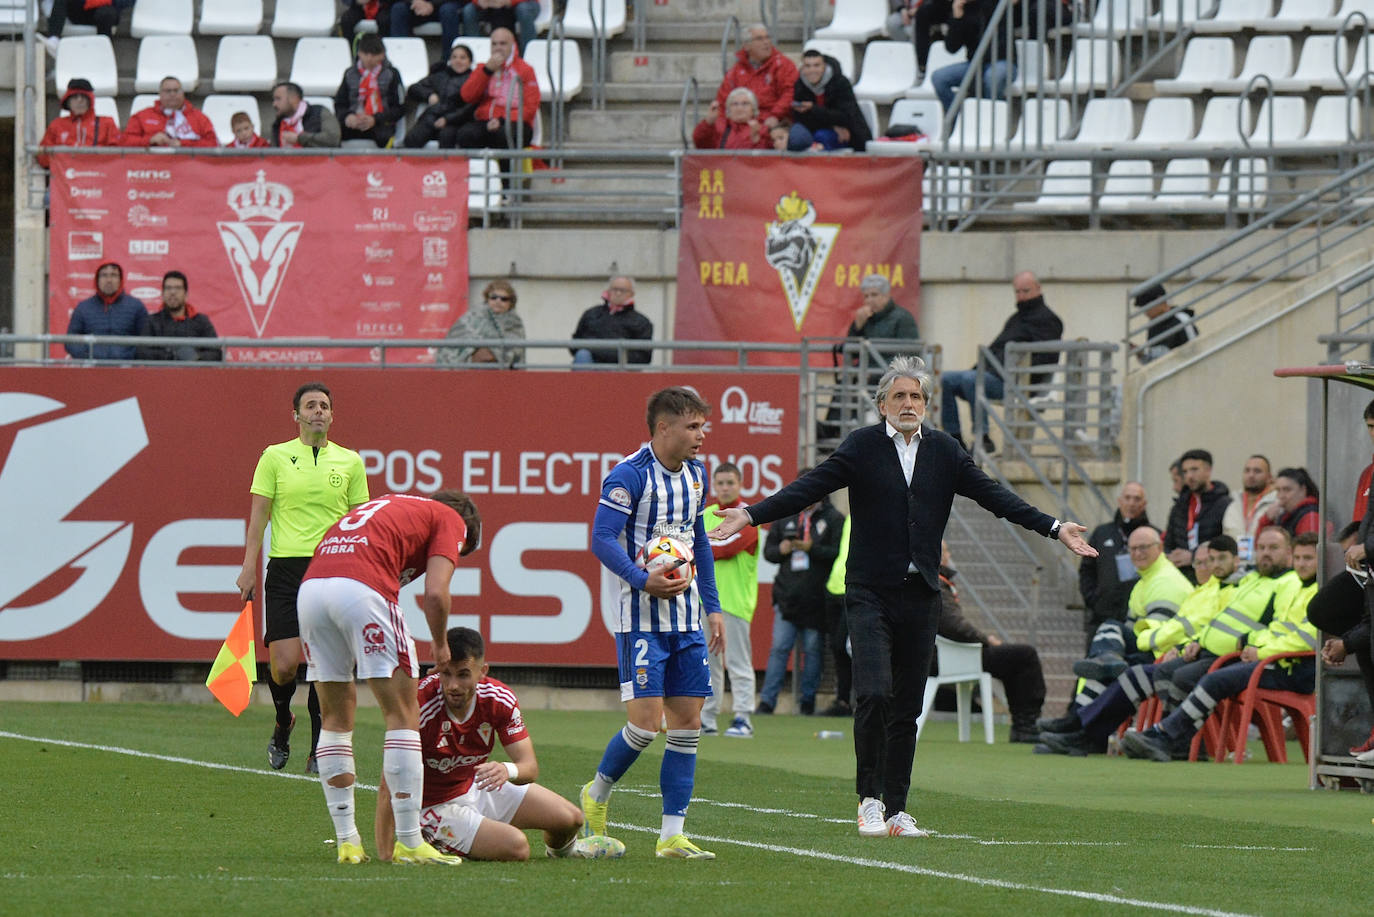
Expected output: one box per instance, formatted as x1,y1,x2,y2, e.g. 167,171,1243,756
571,835,627,859
635,535,695,586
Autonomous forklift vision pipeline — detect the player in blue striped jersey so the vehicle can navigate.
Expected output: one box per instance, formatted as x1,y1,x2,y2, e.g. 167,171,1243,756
579,387,725,859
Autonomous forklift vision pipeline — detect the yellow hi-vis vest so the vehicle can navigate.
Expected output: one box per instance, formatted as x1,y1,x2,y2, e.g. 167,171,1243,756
1136,574,1235,655
1127,553,1193,644
1248,576,1320,671
1196,569,1302,657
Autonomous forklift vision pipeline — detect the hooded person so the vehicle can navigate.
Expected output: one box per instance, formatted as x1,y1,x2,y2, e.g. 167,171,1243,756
37,78,120,168
787,50,871,151
65,261,150,361
139,270,223,362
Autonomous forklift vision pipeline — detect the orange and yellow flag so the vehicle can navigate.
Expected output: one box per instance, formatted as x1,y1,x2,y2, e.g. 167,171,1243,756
206,602,257,716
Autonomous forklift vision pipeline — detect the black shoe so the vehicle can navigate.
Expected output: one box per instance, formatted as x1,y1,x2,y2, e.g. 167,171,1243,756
799,699,815,716
268,713,295,770
1073,654,1128,682
1120,726,1186,762
756,700,775,715
1038,730,1101,757
1009,713,1042,743
821,700,853,717
1036,713,1082,734
305,754,319,775
981,435,996,455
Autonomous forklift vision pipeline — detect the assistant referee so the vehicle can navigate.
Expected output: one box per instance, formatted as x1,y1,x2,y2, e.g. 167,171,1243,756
236,382,369,773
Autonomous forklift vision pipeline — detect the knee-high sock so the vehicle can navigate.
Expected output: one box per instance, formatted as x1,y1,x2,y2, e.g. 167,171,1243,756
589,722,657,803
268,676,297,730
383,729,424,847
316,729,357,843
660,728,699,841
307,683,322,754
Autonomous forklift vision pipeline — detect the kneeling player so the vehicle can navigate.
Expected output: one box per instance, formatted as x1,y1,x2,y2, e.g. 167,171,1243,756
377,627,625,861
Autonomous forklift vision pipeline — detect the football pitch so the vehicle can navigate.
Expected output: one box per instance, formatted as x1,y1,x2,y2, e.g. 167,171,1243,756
3,700,1369,916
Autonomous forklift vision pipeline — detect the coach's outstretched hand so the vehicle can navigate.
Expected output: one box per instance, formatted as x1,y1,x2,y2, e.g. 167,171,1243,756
709,506,752,541
1057,522,1097,557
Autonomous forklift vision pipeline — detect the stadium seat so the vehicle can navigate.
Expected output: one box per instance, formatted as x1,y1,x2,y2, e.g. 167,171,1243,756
915,637,995,743
905,42,967,99
1213,156,1269,210
1272,34,1347,91
1221,652,1316,764
804,38,857,81
199,0,264,35
535,0,554,34
55,35,117,97
1302,93,1363,146
213,36,278,93
92,95,121,128
290,37,353,97
1135,157,1215,211
1212,36,1294,93
382,37,430,90
1192,0,1276,33
1059,96,1134,149
1008,97,1072,149
272,0,337,38
1012,160,1095,212
1098,159,1157,210
1256,0,1334,31
129,93,159,117
814,0,887,41
1313,0,1374,29
890,97,944,140
561,0,626,39
857,98,880,138
1120,96,1196,150
852,41,918,103
1154,37,1237,95
129,0,192,37
413,21,444,38
1249,95,1308,146
1072,0,1148,36
1344,33,1374,85
524,38,584,102
1138,0,1210,31
946,98,1010,150
468,156,502,214
1008,39,1051,95
1057,38,1123,93
924,164,974,214
0,0,36,35
201,94,264,145
134,35,199,94
1184,95,1248,149
464,38,494,64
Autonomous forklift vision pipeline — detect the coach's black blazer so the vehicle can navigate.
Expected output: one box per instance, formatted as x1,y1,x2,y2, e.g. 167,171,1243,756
747,422,1055,591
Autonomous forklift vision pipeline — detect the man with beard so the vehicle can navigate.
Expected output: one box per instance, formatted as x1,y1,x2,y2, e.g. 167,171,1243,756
64,262,148,361
271,81,341,148
138,271,221,362
1222,455,1276,568
1079,481,1153,649
1164,448,1232,582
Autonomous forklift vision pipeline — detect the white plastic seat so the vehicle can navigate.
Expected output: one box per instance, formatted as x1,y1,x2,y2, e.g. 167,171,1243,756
1213,157,1269,210
1120,97,1195,150
905,43,967,99
804,38,857,82
1192,0,1276,33
1060,96,1135,149
946,98,1011,150
0,0,35,35
1313,0,1374,29
923,165,974,214
1212,36,1293,93
890,97,944,140
201,94,264,145
1057,38,1123,93
55,36,117,97
914,637,995,744
814,0,888,41
1099,159,1156,210
1248,95,1308,146
468,156,502,214
382,37,430,90
272,0,337,38
1256,0,1335,31
857,98,880,138
1008,39,1051,95
1012,160,1095,212
134,35,199,94
1180,95,1248,149
853,40,919,103
129,94,159,117
1135,157,1218,211
1008,97,1072,148
463,37,494,65
1073,0,1149,36
535,0,554,34
1138,0,1210,31
290,37,354,96
199,0,264,35
92,95,121,128
1344,34,1374,85
524,38,584,101
1155,37,1236,94
129,0,192,37
1272,35,1347,92
1301,94,1363,145
562,0,626,39
213,36,278,93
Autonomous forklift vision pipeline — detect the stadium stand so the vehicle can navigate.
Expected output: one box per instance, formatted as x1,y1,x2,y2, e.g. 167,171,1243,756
132,34,199,93
198,0,265,36
211,36,278,93
129,0,194,38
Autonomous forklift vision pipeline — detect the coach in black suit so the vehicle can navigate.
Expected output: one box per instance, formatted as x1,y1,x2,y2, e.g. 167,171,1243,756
712,355,1095,837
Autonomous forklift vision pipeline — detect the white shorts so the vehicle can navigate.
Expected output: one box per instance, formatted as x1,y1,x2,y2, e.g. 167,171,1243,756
298,577,418,682
421,781,530,857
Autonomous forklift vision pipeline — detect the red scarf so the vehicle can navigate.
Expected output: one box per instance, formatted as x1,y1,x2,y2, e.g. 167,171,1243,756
358,63,382,116
363,0,380,15
84,0,113,8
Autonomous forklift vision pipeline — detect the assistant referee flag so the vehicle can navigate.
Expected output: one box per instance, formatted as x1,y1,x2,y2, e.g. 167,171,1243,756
206,602,257,716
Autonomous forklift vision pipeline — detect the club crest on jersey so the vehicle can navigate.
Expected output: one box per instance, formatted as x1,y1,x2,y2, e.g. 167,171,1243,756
478,723,493,744
607,486,631,508
636,667,648,687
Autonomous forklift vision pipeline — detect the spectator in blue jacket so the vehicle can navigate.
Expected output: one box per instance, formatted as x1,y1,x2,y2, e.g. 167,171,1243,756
65,261,149,360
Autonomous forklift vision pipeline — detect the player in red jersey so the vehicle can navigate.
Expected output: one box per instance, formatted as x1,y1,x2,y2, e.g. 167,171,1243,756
375,627,626,861
297,490,481,866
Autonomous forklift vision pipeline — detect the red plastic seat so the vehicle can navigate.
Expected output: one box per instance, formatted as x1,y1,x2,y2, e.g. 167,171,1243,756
1225,651,1316,764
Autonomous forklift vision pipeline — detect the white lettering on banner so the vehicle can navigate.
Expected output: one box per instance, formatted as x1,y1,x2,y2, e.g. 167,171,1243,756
700,452,785,496
138,519,245,640
488,523,592,645
358,449,444,493
460,449,784,497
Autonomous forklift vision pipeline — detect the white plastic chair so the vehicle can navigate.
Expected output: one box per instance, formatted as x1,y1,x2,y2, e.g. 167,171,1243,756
1008,39,1051,95
1059,96,1135,149
1213,36,1293,93
134,35,199,93
1313,0,1374,29
562,0,626,39
1138,0,1210,31
1272,34,1346,92
1249,95,1308,145
272,0,337,38
213,36,278,93
0,0,34,35
852,40,918,103
524,38,584,101
382,37,430,90
804,38,857,81
1155,37,1237,94
462,37,494,65
1214,156,1269,210
1073,0,1149,36
1099,159,1156,210
946,98,1011,150
905,43,966,99
1192,0,1276,33
814,0,888,40
1257,0,1334,30
1301,94,1363,146
199,0,264,35
1057,38,1123,93
923,165,974,214
289,37,353,96
201,94,264,145
857,98,880,138
914,637,995,744
1012,159,1095,212
1137,156,1218,211
92,95,121,128
1183,95,1248,149
1007,96,1071,148
535,0,554,34
1120,96,1196,150
129,0,193,37
55,35,117,97
129,94,159,116
468,156,502,214
890,97,944,140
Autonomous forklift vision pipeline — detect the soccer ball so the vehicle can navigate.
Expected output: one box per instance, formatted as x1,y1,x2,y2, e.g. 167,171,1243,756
636,535,695,585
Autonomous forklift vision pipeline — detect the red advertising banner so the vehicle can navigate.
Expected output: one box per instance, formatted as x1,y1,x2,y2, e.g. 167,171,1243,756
48,154,470,363
675,155,923,365
0,369,796,668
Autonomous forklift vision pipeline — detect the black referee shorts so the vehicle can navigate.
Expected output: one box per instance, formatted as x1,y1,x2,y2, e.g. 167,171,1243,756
263,556,312,645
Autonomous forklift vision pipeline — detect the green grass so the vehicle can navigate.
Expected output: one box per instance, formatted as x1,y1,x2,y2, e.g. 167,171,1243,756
2,700,1371,916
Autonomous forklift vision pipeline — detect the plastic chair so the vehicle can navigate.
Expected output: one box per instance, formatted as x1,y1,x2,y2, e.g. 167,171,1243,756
923,165,974,214
1223,651,1316,764
853,40,919,103
1272,34,1346,92
1055,38,1124,93
1073,0,1149,36
92,95,121,128
272,0,337,38
464,37,494,65
1182,95,1248,149
1213,157,1269,211
524,38,584,102
134,35,199,93
1120,97,1195,150
1192,0,1276,33
55,35,117,97
1099,159,1156,209
1313,0,1374,29
199,0,264,35
289,37,353,96
915,636,995,744
1212,36,1294,93
804,38,857,81
213,36,278,93
1012,160,1095,212
814,0,888,41
1008,39,1051,95
1249,95,1308,146
0,0,35,35
1301,94,1363,146
1138,0,1210,31
1256,0,1334,31
129,0,192,37
1134,157,1217,212
946,98,1011,151
890,97,945,140
562,0,627,39
382,37,430,90
905,43,967,99
201,94,264,145
1155,37,1237,95
1060,97,1135,149
469,156,502,214
857,99,880,138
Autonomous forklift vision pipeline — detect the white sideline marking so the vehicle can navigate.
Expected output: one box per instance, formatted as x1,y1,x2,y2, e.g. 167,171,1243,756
0,731,1278,912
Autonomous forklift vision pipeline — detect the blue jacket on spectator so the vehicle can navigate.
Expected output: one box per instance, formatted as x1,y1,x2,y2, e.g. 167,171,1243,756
66,260,149,360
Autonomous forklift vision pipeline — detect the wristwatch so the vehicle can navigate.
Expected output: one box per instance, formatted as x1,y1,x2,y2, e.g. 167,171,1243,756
1049,520,1062,540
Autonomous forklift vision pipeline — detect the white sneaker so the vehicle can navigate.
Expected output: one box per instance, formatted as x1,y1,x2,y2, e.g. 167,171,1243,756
857,797,886,837
723,717,753,738
885,811,930,837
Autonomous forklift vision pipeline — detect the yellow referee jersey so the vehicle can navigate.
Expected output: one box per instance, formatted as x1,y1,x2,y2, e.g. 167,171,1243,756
249,438,370,557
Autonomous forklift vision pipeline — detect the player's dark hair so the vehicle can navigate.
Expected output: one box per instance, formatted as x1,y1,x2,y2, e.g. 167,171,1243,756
446,626,485,663
1294,531,1320,548
433,490,482,556
273,80,305,101
1339,519,1362,542
645,387,711,434
801,49,824,60
162,270,188,292
292,381,331,411
1179,448,1213,467
1275,466,1318,501
713,461,741,479
1207,534,1239,555
357,33,385,56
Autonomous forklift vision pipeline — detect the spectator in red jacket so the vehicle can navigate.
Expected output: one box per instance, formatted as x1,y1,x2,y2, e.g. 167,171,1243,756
715,23,799,131
120,77,218,148
692,87,772,150
226,112,270,148
455,27,539,149
1261,467,1322,538
37,78,119,168
462,0,541,55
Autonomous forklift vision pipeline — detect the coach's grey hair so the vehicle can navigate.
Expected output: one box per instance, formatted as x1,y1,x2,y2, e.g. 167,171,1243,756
860,274,890,295
875,355,933,407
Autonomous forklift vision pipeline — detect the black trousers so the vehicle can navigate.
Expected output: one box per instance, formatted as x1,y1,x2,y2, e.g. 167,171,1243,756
980,643,1045,718
1307,570,1374,709
846,577,940,817
825,593,853,706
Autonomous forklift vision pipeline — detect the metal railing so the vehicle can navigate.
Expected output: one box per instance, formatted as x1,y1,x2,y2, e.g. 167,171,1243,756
586,0,609,109
543,19,570,149
804,337,943,462
946,499,1044,643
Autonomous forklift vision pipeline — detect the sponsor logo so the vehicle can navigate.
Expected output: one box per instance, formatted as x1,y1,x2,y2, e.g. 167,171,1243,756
361,273,395,287
128,239,170,256
422,170,448,198
67,230,103,260
127,189,176,201
68,208,108,221
361,300,402,313
422,237,448,267
364,243,394,262
764,191,839,330
130,286,161,301
719,385,784,435
365,170,393,199
418,302,449,313
362,622,387,654
64,167,103,180
508,707,524,732
427,753,489,772
127,205,168,228
126,169,172,182
425,272,445,289
412,210,459,232
356,320,404,336
217,170,304,336
398,565,418,586
70,187,103,199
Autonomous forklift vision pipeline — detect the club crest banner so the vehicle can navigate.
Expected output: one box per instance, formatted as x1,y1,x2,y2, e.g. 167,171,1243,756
48,154,470,363
675,156,922,365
